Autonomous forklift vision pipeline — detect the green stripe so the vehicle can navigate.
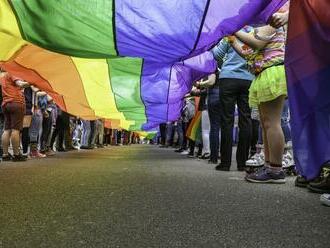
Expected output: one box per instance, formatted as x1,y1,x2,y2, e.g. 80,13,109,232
145,133,157,140
107,57,147,130
10,0,117,58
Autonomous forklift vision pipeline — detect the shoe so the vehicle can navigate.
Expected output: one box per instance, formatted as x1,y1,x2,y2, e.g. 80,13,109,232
2,154,13,161
200,153,210,160
72,145,80,150
307,164,330,193
246,152,265,167
187,152,195,158
80,146,89,150
30,151,47,158
180,150,189,155
22,153,30,160
295,175,309,188
57,147,67,152
215,164,230,171
320,194,330,207
12,154,27,162
45,149,56,156
245,166,286,184
174,148,184,153
282,151,295,167
208,159,218,165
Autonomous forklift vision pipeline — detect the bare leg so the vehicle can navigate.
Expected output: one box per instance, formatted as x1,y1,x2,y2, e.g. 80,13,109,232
258,107,269,163
259,96,286,165
11,129,21,155
2,130,11,155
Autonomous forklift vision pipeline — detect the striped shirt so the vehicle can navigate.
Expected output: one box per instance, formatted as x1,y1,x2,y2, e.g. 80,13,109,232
246,27,286,75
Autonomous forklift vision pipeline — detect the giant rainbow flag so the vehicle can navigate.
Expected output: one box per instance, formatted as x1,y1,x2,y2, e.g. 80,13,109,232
285,0,330,180
0,0,286,131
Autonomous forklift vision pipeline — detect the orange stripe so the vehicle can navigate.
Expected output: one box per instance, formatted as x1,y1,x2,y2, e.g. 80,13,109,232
8,45,96,119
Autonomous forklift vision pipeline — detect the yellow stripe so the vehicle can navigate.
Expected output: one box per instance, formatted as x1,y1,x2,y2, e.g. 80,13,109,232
0,0,26,60
0,32,26,61
71,57,134,130
0,0,22,37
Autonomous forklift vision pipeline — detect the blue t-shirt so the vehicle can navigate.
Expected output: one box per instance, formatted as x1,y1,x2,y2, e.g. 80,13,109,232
212,39,254,81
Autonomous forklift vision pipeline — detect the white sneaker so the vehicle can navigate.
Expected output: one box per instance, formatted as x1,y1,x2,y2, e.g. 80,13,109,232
246,152,265,166
320,194,330,207
282,151,295,168
180,150,189,155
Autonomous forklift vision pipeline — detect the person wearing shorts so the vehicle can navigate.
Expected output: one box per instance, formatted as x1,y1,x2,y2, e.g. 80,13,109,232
0,67,29,161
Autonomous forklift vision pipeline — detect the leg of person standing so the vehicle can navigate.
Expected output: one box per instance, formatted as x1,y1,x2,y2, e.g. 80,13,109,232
281,100,291,145
216,78,237,171
29,110,46,158
236,79,252,170
97,120,104,147
165,122,173,147
201,109,210,159
89,120,96,148
208,86,221,164
250,118,260,157
2,102,26,161
159,123,167,146
0,114,4,159
40,111,52,153
56,115,65,151
80,120,91,149
22,115,32,156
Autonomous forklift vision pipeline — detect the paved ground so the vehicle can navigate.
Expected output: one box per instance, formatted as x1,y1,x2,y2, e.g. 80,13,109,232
0,145,329,248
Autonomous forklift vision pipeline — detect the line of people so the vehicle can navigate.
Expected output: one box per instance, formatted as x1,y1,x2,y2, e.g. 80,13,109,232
0,67,141,162
155,5,329,206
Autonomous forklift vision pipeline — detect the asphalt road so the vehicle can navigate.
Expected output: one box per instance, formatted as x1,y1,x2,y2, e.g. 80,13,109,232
0,145,329,248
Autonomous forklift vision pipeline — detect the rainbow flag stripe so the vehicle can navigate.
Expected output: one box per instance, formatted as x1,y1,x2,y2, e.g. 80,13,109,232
0,0,287,130
285,0,330,179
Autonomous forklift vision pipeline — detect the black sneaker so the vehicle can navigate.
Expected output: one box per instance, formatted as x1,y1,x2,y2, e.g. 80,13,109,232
295,175,310,188
215,164,230,171
12,154,27,162
174,148,184,153
307,165,330,193
200,153,210,160
208,159,218,164
57,147,67,152
187,152,195,158
2,154,13,161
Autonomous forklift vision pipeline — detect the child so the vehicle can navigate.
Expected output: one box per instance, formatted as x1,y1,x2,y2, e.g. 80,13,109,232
230,14,288,183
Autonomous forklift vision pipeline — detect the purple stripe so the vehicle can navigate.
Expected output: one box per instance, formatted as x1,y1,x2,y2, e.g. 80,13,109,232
190,0,288,58
286,20,330,179
140,61,172,129
115,0,207,62
114,0,286,130
141,52,216,130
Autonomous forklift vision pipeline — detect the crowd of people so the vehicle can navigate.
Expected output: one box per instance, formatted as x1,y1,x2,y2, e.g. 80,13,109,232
0,69,141,162
0,3,328,207
153,4,329,207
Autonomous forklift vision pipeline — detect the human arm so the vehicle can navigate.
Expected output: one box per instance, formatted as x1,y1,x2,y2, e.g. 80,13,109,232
36,91,47,97
226,36,249,58
198,73,216,88
269,11,289,28
235,25,276,50
211,39,229,61
30,85,47,96
14,79,30,88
